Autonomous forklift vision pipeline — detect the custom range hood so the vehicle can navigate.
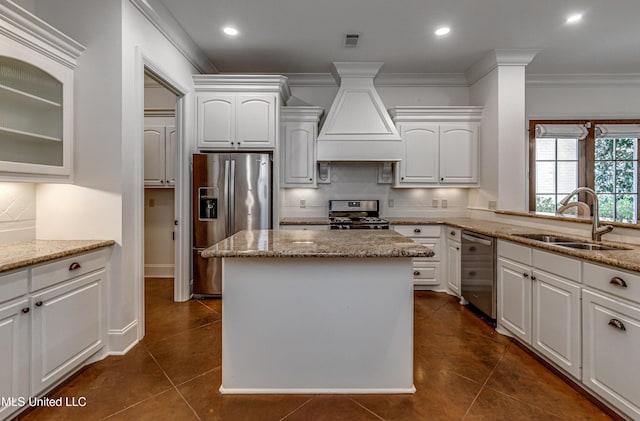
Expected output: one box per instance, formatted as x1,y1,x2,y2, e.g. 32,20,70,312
317,62,402,161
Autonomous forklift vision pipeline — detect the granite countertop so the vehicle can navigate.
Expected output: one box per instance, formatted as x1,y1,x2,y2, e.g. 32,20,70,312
279,217,330,225
0,240,116,273
280,216,640,272
201,229,434,258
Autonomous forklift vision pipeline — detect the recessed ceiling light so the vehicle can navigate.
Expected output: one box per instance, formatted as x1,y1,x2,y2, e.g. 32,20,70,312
223,27,239,36
566,14,582,24
434,27,450,36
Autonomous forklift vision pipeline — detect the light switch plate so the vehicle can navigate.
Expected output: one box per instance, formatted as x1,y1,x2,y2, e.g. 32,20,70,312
300,199,306,208
441,200,448,208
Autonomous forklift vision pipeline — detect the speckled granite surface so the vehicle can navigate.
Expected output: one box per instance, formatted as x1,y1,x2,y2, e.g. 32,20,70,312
0,240,115,273
280,216,640,272
279,217,330,225
201,230,434,258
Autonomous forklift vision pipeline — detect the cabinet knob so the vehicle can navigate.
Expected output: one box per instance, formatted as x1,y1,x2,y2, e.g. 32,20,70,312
531,275,537,281
401,177,405,180
456,247,460,250
69,262,81,271
450,231,455,236
22,307,30,314
413,271,421,276
413,228,421,234
523,273,529,278
309,178,313,181
608,318,626,331
440,177,444,181
35,301,43,307
609,277,628,288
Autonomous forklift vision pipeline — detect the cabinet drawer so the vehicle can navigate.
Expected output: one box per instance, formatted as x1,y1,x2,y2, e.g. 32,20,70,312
497,240,532,265
412,262,440,285
583,262,640,305
394,225,440,238
445,227,461,242
0,269,28,304
31,249,107,292
533,249,581,282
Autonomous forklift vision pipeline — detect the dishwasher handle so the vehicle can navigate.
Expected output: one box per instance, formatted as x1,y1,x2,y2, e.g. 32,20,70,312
462,232,493,247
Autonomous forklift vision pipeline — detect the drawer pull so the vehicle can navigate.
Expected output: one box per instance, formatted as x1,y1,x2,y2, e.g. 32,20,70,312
69,262,82,271
413,271,421,276
35,301,43,307
531,276,537,281
413,228,422,234
22,307,30,314
608,318,626,331
609,277,628,288
523,273,529,278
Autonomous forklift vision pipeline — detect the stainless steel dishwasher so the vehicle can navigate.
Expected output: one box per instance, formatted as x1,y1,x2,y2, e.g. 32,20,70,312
461,231,496,320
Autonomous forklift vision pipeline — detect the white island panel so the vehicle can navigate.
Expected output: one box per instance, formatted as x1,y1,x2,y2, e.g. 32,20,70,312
221,257,414,394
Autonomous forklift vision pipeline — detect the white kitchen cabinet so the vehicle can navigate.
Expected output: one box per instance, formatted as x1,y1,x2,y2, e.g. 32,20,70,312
280,106,324,187
0,270,29,420
393,225,441,288
445,227,462,296
497,240,581,379
388,107,482,188
194,75,290,151
582,264,640,420
144,122,176,187
0,2,83,180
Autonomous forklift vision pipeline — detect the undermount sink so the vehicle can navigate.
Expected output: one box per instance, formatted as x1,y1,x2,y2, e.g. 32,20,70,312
554,242,632,251
512,233,632,251
512,233,576,243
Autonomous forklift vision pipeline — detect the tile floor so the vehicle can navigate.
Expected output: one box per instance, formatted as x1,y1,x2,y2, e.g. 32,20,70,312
18,278,615,420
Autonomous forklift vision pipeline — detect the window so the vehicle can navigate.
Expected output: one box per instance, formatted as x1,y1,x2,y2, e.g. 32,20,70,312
529,120,640,223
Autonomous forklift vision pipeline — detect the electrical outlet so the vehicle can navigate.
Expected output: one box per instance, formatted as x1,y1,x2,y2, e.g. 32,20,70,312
299,199,306,208
388,199,394,208
488,200,497,210
441,200,448,208
432,199,438,208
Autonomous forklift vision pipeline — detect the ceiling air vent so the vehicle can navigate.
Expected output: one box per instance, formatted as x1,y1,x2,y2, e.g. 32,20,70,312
343,33,360,48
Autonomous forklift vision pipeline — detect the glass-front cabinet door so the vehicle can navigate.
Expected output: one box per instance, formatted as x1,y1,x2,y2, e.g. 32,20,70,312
0,2,82,180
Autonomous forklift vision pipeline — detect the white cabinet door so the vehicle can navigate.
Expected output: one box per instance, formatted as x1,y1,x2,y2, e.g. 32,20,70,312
198,95,235,148
397,124,439,184
237,95,276,148
283,123,315,186
144,126,165,186
439,124,478,184
0,297,29,419
497,257,531,343
446,240,461,295
532,269,581,379
583,289,640,419
165,125,177,186
30,270,106,396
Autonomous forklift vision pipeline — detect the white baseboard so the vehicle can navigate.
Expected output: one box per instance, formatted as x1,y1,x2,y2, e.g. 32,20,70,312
107,320,138,355
144,264,174,278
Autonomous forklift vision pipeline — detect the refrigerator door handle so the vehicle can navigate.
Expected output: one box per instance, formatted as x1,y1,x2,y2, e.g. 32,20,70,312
224,159,230,237
230,159,236,234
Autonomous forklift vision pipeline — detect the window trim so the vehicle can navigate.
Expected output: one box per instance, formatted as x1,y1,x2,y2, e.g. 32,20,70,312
528,119,640,223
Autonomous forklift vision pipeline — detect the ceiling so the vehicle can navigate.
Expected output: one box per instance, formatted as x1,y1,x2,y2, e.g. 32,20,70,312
159,0,640,76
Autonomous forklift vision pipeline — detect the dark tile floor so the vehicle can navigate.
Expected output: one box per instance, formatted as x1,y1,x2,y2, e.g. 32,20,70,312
18,278,614,420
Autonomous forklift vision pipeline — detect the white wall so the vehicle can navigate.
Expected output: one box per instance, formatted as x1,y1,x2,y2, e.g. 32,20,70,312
144,189,174,277
0,183,35,244
31,0,199,353
526,84,640,120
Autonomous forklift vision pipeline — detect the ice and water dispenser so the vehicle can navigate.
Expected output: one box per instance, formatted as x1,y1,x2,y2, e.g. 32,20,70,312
198,187,217,220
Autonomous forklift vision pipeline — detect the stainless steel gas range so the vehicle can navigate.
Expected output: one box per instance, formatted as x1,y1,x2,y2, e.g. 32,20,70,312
328,200,389,230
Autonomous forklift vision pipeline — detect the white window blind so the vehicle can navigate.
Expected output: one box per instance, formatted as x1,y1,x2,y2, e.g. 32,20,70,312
595,124,640,138
535,124,588,140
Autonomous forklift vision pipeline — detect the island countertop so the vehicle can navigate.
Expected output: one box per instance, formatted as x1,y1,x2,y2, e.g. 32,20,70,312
201,229,434,258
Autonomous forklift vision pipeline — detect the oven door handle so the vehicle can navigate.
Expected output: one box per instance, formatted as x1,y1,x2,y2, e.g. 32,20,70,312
462,233,493,247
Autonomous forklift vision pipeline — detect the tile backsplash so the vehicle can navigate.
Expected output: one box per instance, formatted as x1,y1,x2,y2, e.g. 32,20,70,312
0,183,36,244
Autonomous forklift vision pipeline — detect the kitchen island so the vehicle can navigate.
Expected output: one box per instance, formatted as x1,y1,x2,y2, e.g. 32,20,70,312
202,229,433,394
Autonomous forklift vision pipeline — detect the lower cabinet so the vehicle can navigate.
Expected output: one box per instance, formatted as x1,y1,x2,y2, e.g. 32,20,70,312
445,227,461,296
392,225,441,288
0,250,108,418
497,240,581,379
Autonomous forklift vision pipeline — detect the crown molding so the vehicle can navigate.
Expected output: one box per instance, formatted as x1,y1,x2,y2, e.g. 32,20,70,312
466,49,540,85
526,73,640,87
144,109,175,117
388,106,484,122
193,74,291,103
128,0,217,74
280,106,324,123
283,72,468,87
0,0,85,69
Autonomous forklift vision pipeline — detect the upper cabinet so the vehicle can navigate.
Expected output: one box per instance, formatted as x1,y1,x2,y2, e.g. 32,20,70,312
389,106,483,188
194,75,290,150
144,114,176,187
0,2,84,181
280,106,324,188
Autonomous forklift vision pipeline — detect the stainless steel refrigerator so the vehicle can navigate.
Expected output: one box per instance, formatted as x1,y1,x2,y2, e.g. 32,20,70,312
192,153,272,297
